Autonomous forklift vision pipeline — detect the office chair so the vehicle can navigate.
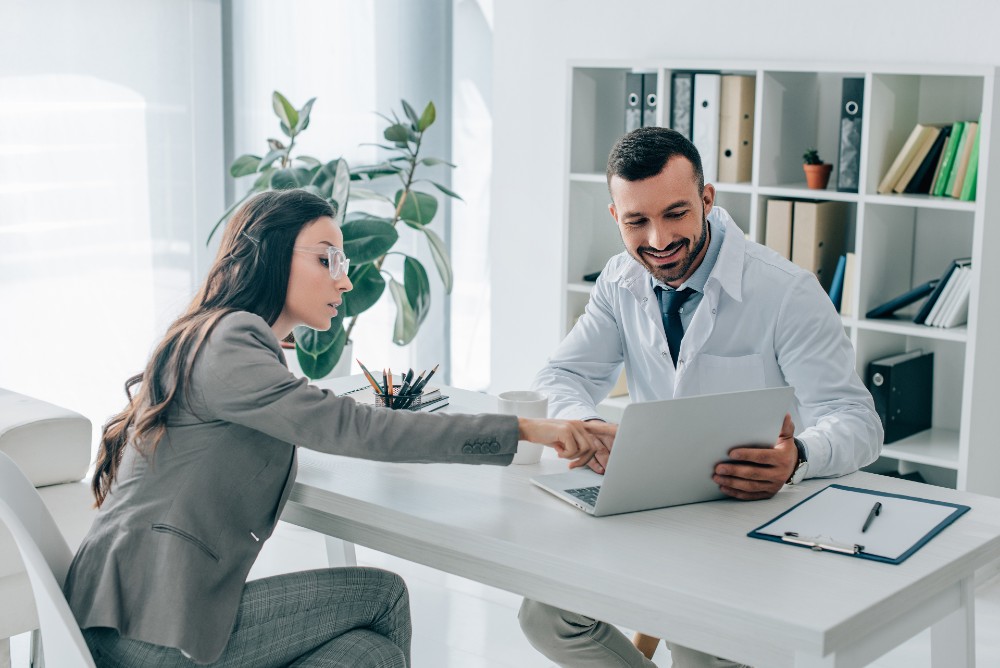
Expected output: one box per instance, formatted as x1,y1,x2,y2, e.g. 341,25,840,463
0,451,95,667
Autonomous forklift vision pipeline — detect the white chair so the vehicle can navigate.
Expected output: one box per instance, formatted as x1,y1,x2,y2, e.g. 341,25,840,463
0,451,95,667
0,389,95,667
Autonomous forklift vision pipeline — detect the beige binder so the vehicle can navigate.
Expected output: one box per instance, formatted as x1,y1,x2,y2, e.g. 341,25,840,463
791,201,849,291
764,199,794,260
717,75,756,183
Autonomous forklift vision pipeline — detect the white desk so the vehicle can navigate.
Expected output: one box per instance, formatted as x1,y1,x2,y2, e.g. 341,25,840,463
282,377,1000,667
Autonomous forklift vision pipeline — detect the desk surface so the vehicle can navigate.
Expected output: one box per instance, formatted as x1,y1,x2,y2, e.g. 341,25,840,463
284,377,1000,667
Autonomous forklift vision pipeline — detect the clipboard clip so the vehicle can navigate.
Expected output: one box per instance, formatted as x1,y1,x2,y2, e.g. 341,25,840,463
782,532,864,555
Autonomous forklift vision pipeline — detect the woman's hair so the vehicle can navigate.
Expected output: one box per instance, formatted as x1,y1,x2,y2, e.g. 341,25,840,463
92,189,336,506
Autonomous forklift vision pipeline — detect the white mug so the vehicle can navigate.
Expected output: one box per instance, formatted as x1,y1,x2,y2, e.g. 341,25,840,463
497,390,548,464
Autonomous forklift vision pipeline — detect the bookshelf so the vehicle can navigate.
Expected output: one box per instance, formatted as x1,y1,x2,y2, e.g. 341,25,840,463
562,61,1000,496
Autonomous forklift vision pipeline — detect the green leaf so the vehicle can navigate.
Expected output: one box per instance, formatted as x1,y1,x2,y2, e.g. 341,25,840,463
422,227,453,293
267,137,286,152
230,154,261,177
280,121,292,138
401,100,420,129
420,157,456,168
349,187,395,206
295,97,316,134
351,164,402,180
383,124,410,143
341,216,398,263
395,190,438,226
296,155,322,168
271,167,310,189
403,256,431,325
429,180,464,201
272,91,299,131
259,148,286,171
418,101,436,131
294,312,347,379
342,263,386,317
388,278,419,345
253,168,276,190
329,158,351,223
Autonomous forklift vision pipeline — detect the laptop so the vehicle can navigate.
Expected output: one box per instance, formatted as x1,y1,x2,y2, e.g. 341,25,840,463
530,386,795,517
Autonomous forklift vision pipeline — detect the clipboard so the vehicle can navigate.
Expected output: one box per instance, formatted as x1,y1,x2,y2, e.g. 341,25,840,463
748,484,970,564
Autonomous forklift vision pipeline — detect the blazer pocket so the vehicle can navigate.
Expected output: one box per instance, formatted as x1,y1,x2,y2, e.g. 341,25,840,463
151,524,220,562
696,354,766,395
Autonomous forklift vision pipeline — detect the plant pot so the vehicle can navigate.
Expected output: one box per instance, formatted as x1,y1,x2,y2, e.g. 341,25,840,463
803,163,833,190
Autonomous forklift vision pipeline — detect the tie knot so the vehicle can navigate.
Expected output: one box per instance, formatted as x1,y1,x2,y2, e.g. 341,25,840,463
658,287,693,315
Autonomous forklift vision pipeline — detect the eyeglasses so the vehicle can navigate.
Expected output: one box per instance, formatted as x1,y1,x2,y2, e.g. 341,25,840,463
293,245,351,279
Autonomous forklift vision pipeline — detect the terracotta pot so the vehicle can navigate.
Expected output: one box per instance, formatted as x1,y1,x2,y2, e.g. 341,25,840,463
803,163,833,190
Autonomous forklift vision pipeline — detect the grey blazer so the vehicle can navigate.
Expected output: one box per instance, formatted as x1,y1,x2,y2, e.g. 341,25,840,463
64,311,518,664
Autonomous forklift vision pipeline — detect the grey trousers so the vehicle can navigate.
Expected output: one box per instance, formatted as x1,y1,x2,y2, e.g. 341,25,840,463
84,567,410,668
518,599,746,668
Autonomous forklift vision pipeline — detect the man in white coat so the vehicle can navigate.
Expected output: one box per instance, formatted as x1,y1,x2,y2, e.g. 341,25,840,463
518,127,883,668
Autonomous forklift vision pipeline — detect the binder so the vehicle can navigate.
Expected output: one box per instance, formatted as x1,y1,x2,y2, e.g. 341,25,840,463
748,484,970,564
840,252,857,317
642,73,658,127
791,201,849,291
692,73,721,183
669,72,694,140
913,257,971,324
764,199,793,260
836,78,864,192
717,74,755,183
866,350,932,443
864,279,938,319
625,73,643,133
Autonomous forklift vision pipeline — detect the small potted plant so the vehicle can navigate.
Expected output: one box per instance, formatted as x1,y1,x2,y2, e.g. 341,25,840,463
803,148,833,190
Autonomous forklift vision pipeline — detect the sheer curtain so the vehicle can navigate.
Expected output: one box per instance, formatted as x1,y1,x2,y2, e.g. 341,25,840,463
0,0,224,451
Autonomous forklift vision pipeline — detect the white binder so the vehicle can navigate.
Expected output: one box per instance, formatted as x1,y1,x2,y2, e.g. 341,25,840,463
693,73,721,183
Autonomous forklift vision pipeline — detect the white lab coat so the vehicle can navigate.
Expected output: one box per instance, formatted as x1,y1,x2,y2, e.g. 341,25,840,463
533,208,883,478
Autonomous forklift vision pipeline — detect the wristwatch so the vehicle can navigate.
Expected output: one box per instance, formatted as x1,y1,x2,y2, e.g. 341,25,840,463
786,437,809,485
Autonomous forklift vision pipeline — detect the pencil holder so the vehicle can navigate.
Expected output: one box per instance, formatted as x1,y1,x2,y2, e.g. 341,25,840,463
374,387,424,410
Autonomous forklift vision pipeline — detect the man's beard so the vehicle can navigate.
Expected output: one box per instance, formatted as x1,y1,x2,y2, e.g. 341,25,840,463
638,211,709,284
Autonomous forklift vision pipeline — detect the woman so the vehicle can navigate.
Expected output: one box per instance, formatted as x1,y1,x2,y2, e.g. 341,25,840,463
64,189,606,667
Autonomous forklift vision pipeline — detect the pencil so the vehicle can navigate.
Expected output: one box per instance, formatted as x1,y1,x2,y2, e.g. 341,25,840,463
361,369,382,394
357,359,383,394
411,363,439,396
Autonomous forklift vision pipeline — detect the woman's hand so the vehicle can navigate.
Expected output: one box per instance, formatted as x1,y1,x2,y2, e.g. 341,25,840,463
517,418,601,468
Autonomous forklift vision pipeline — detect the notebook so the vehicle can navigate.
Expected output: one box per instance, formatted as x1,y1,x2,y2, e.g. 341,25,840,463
342,385,449,412
531,386,795,517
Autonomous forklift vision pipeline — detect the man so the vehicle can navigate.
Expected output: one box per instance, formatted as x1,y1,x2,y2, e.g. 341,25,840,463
518,127,883,668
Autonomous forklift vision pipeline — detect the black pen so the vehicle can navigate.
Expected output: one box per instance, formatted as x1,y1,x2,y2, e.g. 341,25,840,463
411,363,439,396
400,372,425,409
861,501,882,533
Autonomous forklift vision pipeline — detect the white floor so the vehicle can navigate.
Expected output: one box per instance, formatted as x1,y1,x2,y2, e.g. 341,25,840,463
10,521,1000,666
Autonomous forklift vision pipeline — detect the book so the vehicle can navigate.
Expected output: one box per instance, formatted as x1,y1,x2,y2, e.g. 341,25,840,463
903,126,950,194
764,199,793,259
932,121,965,196
912,257,972,325
840,252,857,318
717,74,755,183
864,279,938,319
828,254,847,312
924,266,963,327
692,73,722,183
947,121,978,198
959,124,981,201
791,201,849,291
892,125,942,193
876,124,940,194
939,268,972,328
748,484,969,564
932,266,971,328
345,385,449,412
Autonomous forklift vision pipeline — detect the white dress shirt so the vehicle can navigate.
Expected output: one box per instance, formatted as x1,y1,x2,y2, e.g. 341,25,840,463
532,207,883,479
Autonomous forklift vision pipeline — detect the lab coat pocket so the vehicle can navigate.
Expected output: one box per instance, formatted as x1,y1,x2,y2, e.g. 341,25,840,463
696,354,766,395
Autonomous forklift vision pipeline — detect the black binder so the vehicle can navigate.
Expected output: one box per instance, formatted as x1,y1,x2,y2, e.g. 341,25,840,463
866,350,933,444
836,78,864,192
625,73,643,133
670,72,694,139
642,73,658,127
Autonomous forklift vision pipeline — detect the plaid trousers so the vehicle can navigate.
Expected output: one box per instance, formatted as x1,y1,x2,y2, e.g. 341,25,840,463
84,567,410,667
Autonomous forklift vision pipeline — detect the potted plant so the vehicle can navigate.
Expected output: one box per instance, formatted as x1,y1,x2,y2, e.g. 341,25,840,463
802,148,833,190
208,92,459,379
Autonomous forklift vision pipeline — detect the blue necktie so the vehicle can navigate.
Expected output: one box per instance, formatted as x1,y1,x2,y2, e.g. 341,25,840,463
656,287,693,367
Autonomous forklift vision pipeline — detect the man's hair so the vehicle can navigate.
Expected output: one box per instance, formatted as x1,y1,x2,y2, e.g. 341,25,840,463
606,126,704,193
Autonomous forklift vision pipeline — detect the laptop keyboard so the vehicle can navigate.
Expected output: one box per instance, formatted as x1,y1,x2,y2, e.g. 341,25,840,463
566,486,601,506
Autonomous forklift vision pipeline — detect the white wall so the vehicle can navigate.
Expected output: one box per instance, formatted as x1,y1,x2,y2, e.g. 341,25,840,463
488,0,1000,393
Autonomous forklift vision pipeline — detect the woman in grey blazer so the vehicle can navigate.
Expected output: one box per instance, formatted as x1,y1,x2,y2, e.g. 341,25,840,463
64,189,606,667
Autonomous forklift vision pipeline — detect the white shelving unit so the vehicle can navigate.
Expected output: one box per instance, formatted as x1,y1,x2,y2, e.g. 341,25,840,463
562,60,1000,495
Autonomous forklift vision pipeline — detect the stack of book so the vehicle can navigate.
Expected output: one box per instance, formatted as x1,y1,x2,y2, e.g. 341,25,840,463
865,257,972,328
669,72,756,183
876,121,980,200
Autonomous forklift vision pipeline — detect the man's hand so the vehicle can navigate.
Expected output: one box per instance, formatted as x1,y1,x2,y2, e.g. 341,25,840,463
712,413,797,500
517,418,601,468
582,420,617,474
